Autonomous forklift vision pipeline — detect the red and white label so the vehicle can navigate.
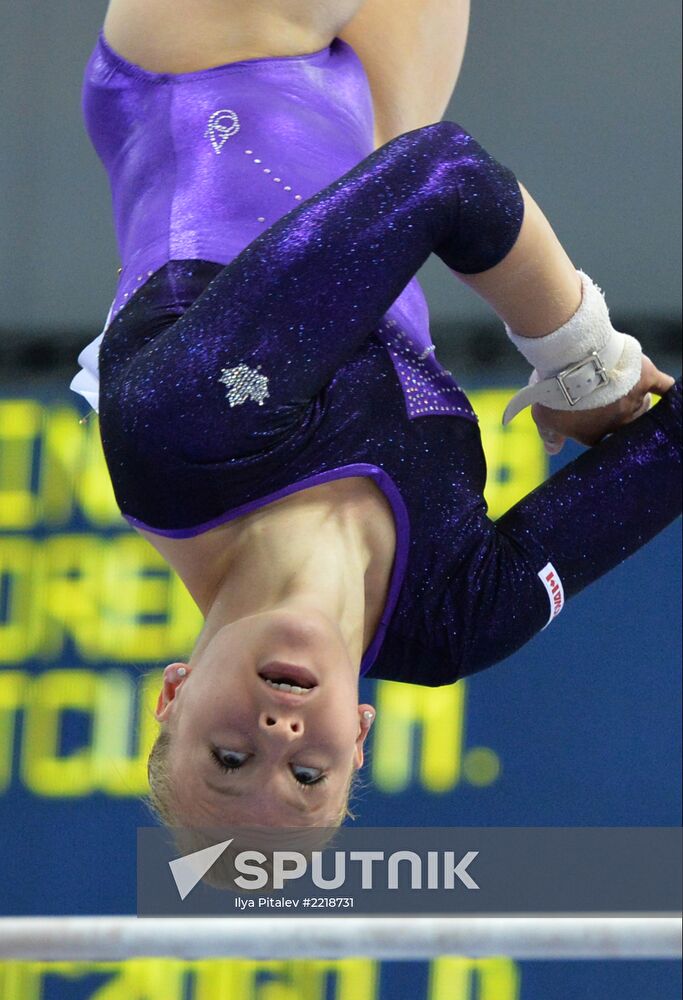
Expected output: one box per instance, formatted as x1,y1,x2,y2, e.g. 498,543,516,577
538,562,565,628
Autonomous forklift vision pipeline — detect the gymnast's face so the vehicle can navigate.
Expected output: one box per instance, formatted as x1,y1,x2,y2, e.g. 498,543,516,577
154,610,374,827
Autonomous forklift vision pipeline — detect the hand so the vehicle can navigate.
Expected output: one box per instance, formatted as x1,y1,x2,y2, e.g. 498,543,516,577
531,355,675,455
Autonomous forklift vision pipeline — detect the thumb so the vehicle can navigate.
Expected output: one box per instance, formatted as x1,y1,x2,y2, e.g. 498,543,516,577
535,420,566,455
641,354,674,396
540,429,566,455
532,404,566,455
649,369,675,396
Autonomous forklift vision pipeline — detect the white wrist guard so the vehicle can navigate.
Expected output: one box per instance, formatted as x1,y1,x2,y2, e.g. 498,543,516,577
502,270,642,425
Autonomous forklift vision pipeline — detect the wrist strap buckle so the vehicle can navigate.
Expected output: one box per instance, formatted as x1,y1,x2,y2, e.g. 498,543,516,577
555,351,610,406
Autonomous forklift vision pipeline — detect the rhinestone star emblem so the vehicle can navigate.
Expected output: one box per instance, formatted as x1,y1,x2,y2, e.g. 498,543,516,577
218,363,270,407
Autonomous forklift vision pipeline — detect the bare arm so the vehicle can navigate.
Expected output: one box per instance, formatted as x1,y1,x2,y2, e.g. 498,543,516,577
457,184,584,338
339,0,470,147
458,184,673,449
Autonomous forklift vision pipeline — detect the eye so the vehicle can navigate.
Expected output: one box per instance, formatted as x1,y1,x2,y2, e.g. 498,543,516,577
211,748,249,772
291,764,326,787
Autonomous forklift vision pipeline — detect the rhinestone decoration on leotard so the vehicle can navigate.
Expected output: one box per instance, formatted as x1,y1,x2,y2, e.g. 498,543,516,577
218,363,270,407
120,269,156,304
379,318,477,421
205,110,241,154
243,147,304,219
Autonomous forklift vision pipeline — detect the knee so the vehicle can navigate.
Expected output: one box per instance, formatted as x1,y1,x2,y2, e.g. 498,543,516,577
402,120,518,209
417,123,524,274
411,120,489,167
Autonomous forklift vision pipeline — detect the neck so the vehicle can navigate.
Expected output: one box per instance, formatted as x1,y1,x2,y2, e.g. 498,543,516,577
190,490,374,671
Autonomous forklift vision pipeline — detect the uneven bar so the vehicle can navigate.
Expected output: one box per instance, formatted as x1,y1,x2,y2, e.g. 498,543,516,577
0,916,680,961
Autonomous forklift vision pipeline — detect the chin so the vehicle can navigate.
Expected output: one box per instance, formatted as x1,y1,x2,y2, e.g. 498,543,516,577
269,606,345,653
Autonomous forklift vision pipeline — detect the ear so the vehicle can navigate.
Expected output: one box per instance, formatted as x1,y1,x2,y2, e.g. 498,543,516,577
353,704,376,769
154,663,192,722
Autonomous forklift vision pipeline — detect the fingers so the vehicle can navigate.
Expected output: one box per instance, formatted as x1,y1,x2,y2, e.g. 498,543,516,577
649,369,675,395
624,355,672,423
630,392,653,421
531,403,567,455
539,427,566,455
641,354,675,396
527,356,675,453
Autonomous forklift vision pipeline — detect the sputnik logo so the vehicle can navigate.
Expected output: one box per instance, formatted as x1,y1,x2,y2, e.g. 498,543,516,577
169,839,234,899
205,109,241,154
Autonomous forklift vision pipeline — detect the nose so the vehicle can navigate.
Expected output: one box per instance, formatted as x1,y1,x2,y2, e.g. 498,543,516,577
258,711,303,739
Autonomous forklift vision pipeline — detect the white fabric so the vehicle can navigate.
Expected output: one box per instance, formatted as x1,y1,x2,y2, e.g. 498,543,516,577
502,334,641,423
506,270,616,374
70,332,104,413
537,561,565,628
502,270,642,422
69,302,114,414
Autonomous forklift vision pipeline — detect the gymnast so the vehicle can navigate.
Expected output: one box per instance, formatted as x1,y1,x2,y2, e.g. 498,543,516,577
72,0,681,829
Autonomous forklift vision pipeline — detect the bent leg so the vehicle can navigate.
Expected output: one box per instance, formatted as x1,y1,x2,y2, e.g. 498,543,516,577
454,381,682,677
136,121,523,458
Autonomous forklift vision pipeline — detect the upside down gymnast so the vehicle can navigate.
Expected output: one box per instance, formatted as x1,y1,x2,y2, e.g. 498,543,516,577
72,0,681,829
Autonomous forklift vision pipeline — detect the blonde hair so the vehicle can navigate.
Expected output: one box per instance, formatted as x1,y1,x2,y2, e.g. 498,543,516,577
147,726,175,826
147,725,359,829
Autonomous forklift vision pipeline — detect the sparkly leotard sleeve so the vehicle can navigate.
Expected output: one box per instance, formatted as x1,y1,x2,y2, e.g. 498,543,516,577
74,32,682,686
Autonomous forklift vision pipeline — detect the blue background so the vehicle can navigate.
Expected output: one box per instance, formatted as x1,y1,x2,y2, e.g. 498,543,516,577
0,386,680,1000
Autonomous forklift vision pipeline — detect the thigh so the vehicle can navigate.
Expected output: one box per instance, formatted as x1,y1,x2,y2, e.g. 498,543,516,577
155,121,505,405
124,121,520,458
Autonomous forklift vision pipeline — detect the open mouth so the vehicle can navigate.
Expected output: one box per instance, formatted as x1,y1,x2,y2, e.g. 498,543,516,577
258,662,318,695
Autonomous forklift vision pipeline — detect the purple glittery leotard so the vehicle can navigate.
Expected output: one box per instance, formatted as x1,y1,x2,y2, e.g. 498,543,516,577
83,31,431,336
79,34,682,685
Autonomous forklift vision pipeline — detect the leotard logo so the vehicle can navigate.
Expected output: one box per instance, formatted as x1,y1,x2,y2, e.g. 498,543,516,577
205,109,241,154
538,561,565,628
219,363,270,407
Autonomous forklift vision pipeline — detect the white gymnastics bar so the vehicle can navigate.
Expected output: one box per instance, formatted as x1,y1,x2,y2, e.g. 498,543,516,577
0,916,680,962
